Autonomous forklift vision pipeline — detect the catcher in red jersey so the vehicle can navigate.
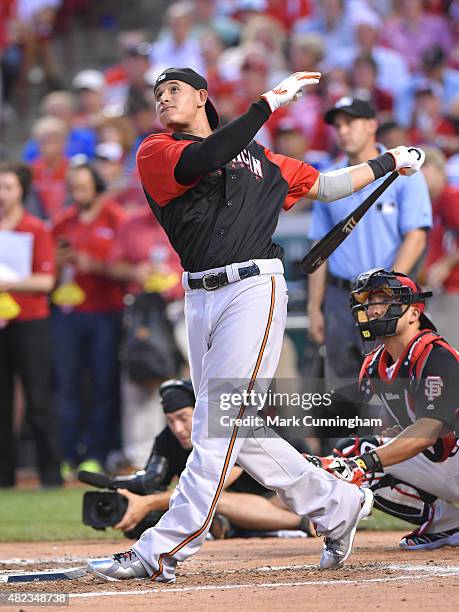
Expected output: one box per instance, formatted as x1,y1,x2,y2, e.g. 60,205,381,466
308,268,459,551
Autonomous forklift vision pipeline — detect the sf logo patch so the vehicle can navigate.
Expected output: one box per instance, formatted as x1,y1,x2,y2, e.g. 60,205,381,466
424,376,444,401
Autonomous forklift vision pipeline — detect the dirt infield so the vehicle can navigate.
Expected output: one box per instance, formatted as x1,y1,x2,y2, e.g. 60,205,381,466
1,532,458,611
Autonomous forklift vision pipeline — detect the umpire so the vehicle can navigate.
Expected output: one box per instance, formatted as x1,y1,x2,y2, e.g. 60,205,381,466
308,97,432,388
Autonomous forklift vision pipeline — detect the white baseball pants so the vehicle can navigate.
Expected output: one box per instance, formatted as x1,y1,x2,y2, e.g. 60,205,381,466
133,259,361,582
384,444,459,533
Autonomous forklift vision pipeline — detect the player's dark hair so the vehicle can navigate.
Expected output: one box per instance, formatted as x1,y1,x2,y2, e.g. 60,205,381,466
0,161,32,202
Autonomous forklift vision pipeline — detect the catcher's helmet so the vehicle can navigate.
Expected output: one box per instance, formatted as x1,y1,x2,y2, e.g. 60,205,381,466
350,268,435,341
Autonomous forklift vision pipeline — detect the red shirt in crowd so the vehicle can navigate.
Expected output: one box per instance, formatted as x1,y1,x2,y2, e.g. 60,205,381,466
426,184,459,293
409,118,457,154
0,0,16,52
51,198,126,313
9,210,56,322
266,0,311,31
31,157,69,218
109,209,184,301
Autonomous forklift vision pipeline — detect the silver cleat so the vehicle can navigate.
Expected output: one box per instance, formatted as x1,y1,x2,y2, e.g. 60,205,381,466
319,488,374,570
87,549,148,581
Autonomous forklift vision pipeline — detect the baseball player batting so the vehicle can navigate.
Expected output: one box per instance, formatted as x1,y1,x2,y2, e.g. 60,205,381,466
87,67,425,582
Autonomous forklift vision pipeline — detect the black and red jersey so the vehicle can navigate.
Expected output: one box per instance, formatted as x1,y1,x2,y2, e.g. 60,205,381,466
136,132,318,272
359,331,459,462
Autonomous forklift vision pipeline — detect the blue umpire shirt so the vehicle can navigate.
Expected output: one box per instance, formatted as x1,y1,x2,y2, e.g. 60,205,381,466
308,148,432,281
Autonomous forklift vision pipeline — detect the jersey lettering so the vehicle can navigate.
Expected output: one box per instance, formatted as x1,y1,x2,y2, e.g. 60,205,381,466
232,149,263,179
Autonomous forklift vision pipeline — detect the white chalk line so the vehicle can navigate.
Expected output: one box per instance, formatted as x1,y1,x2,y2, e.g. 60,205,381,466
70,568,459,600
0,557,87,566
1,559,459,580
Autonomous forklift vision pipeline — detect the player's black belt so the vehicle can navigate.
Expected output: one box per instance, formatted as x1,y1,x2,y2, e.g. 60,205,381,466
188,263,261,291
328,273,353,292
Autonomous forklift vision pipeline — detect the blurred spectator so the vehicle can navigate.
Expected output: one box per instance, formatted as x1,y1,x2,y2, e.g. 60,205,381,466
16,0,62,91
54,0,92,32
94,112,145,206
408,85,459,156
339,10,410,96
0,161,62,488
93,141,126,203
240,15,287,80
395,45,459,127
231,50,273,146
72,69,106,128
211,81,242,125
376,121,408,149
382,0,453,73
277,36,330,153
217,12,287,85
93,140,145,211
288,32,325,73
22,91,97,162
446,133,459,185
51,163,126,474
351,54,393,116
422,147,459,347
125,94,157,156
119,94,161,207
266,0,312,31
307,97,432,389
293,0,355,68
198,29,228,94
95,114,135,156
104,31,152,110
273,119,309,161
29,115,70,219
151,2,205,75
224,0,267,24
322,66,352,109
191,0,241,45
0,0,23,121
449,0,459,69
108,210,185,467
273,118,330,203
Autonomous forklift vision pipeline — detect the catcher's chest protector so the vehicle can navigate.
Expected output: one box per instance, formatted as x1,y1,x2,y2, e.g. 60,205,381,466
359,331,459,461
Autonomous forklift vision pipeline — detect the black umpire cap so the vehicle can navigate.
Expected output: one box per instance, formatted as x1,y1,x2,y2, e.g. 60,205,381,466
154,67,220,130
324,96,376,124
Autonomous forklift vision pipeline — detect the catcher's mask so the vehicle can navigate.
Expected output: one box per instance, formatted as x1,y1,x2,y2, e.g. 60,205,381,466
350,268,435,341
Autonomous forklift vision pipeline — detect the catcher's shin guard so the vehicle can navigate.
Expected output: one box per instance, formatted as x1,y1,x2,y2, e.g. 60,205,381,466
372,475,437,528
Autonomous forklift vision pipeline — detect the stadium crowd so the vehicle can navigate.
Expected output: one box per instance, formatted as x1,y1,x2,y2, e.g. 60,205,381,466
0,0,458,488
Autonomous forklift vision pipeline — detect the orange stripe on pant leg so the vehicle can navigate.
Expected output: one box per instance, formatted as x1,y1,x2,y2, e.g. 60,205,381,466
151,277,276,581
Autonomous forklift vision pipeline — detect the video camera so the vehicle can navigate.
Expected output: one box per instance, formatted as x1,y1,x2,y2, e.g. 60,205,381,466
79,455,169,539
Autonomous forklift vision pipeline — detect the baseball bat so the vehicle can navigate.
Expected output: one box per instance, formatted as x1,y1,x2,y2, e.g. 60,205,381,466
301,171,398,274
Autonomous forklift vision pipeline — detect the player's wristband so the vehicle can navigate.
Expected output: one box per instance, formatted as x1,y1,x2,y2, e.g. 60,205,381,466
367,152,396,180
358,450,383,472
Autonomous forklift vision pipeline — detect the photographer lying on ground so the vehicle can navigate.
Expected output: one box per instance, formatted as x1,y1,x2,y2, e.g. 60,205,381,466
114,379,313,538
